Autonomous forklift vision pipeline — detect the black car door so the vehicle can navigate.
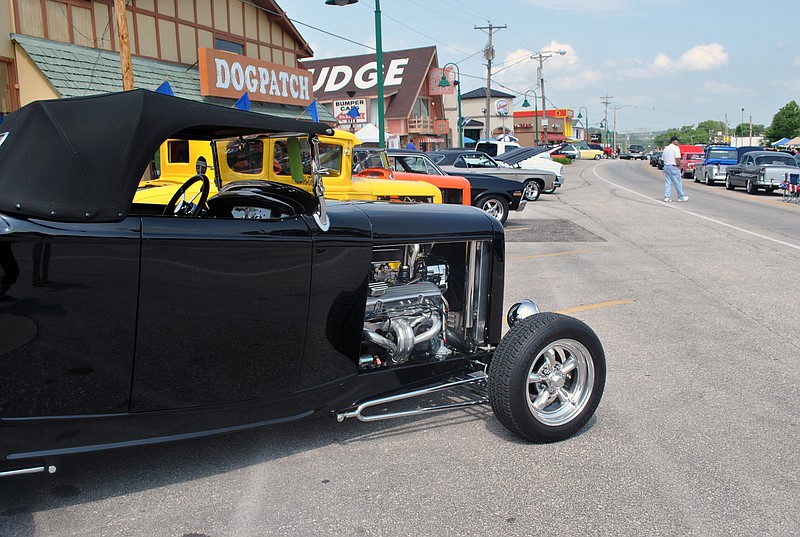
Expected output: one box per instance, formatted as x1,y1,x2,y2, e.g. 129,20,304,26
132,215,313,411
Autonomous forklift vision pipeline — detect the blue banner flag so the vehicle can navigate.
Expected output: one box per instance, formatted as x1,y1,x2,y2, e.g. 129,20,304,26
347,106,360,119
305,100,319,122
233,92,251,111
154,81,175,96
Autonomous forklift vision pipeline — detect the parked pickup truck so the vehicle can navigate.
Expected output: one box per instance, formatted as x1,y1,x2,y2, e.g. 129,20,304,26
693,145,759,186
679,151,704,178
692,145,762,186
725,150,800,194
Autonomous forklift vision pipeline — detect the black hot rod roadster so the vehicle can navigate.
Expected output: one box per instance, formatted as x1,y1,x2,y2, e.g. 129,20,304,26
0,91,605,477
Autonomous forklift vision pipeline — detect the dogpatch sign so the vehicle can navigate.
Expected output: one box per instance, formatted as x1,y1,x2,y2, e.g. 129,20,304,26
199,48,313,106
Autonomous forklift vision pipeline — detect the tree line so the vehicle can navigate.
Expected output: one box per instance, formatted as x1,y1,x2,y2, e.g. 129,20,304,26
650,101,800,148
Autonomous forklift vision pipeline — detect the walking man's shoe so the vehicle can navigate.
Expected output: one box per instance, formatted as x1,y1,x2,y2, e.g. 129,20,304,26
679,196,689,202
664,197,671,202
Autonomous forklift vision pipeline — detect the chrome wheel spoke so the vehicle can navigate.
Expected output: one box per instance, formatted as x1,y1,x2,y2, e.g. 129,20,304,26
531,389,552,412
561,356,577,375
544,348,557,369
556,388,572,404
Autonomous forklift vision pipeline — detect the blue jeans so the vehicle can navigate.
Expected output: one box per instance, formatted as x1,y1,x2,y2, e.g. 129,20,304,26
664,165,685,199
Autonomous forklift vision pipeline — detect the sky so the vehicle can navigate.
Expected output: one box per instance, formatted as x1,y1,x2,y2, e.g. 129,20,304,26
285,0,798,136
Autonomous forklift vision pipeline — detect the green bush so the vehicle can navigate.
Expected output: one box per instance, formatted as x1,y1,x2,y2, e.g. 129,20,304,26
553,157,572,165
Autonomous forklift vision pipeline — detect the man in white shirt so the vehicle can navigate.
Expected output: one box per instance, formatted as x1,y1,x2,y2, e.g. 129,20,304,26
662,136,688,202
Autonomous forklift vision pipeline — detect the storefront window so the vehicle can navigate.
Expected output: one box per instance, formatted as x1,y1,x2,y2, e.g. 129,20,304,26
412,98,430,118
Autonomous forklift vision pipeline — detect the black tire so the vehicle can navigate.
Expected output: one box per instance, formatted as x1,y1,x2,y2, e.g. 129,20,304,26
476,195,509,224
725,174,735,190
488,313,606,443
705,174,714,186
523,181,541,201
693,171,699,183
594,154,601,160
746,179,758,195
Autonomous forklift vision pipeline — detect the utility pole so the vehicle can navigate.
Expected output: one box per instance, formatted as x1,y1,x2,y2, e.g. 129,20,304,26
114,0,134,90
612,106,619,156
724,113,728,143
475,22,505,141
600,95,613,147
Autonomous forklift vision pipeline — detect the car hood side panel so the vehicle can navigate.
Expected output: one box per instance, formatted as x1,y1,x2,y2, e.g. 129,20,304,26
355,202,501,243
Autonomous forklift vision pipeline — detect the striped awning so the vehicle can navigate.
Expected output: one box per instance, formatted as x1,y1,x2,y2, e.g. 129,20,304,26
417,136,445,143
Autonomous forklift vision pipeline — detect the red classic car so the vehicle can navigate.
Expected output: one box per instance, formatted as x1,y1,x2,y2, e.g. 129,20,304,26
679,152,704,178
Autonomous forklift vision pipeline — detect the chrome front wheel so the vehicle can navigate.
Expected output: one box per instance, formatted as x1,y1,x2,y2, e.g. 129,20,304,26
523,181,541,201
488,313,606,442
477,195,509,223
524,339,595,426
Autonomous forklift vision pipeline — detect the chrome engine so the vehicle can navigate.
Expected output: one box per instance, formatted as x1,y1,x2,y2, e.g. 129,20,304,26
361,245,452,366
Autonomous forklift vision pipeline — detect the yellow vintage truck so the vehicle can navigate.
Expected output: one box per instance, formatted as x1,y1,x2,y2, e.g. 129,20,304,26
135,130,443,207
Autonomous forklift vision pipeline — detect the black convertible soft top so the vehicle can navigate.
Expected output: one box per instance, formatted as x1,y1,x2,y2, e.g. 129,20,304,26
0,90,333,222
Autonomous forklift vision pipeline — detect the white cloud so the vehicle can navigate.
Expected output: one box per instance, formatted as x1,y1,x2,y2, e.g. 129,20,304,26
794,57,800,67
652,53,672,70
678,43,728,71
616,43,729,78
701,81,748,95
493,42,601,97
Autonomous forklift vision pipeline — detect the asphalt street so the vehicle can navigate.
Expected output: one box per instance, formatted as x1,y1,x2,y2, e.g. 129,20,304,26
1,158,798,536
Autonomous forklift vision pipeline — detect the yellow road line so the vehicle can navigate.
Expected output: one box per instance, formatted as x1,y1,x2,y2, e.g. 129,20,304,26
508,248,597,261
502,299,635,327
504,227,531,232
555,299,634,314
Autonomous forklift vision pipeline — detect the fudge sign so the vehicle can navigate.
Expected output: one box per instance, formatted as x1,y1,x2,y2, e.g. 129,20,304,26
198,48,313,106
309,58,409,94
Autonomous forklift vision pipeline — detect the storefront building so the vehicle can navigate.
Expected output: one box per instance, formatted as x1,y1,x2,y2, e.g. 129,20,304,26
0,0,334,122
302,46,450,150
443,87,518,145
512,108,576,146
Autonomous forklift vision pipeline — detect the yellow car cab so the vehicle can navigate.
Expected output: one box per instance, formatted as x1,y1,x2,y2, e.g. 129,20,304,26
135,130,442,207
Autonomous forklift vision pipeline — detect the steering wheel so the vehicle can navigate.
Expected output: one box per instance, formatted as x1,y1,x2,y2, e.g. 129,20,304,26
356,167,393,179
163,174,211,217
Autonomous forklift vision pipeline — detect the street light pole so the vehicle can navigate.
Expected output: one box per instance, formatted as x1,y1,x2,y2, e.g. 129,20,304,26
521,89,539,144
530,49,565,144
741,107,744,141
577,106,588,142
374,0,384,148
325,0,384,148
438,63,463,147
